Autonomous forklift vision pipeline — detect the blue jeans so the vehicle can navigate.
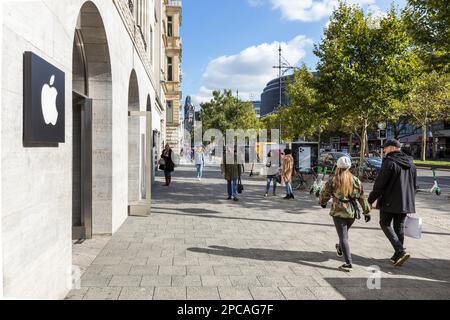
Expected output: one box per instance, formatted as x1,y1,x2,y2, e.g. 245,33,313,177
227,179,238,199
285,182,293,195
266,177,277,194
196,164,204,178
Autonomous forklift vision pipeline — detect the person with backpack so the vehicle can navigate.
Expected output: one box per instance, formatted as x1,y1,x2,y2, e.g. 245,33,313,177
320,156,371,272
368,140,417,267
221,147,242,202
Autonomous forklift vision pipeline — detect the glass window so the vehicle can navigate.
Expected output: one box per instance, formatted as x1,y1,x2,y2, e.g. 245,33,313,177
167,16,173,37
166,101,173,124
167,57,173,82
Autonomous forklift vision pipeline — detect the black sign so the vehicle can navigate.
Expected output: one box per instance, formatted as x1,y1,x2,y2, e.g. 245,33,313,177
24,52,65,144
378,129,387,140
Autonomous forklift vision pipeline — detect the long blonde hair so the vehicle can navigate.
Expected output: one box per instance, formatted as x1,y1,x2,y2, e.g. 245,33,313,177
333,168,354,197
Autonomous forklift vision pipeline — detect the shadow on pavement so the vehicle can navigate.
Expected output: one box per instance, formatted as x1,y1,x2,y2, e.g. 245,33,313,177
187,246,450,285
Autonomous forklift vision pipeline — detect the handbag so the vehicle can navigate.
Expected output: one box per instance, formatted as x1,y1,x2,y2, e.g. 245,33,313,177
159,158,166,171
237,178,244,194
405,214,422,239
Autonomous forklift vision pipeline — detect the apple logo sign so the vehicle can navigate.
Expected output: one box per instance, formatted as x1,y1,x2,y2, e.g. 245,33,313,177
41,75,59,126
24,51,65,144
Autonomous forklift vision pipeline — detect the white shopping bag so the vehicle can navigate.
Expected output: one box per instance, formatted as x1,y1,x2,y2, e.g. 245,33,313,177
404,214,422,239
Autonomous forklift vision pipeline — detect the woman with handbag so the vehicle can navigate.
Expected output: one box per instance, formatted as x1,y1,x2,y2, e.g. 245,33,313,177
281,149,295,200
265,151,278,197
221,147,242,202
160,143,175,187
319,157,371,272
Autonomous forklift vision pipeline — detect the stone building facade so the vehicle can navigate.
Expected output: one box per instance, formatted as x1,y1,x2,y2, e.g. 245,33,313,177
0,0,171,299
163,0,183,154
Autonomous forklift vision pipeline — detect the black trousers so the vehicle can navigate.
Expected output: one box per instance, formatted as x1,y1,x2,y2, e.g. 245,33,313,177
333,217,355,265
380,211,407,254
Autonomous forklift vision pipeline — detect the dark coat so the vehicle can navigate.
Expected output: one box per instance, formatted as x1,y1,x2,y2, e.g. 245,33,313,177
368,151,417,214
161,149,175,172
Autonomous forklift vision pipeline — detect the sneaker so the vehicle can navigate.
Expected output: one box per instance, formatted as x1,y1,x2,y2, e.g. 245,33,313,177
227,197,232,200
394,252,411,267
265,193,269,197
390,254,397,263
233,198,239,202
338,264,353,272
283,195,290,199
290,193,295,199
336,244,343,257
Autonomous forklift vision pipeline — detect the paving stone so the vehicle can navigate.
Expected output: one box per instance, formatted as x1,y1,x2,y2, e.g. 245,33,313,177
154,287,187,300
187,287,220,300
249,287,286,300
218,287,254,300
83,287,122,300
91,256,122,266
159,266,187,276
257,276,291,287
129,265,159,276
187,266,215,276
279,287,316,300
172,275,202,287
213,266,243,276
65,288,88,300
146,257,174,266
100,264,132,276
118,287,154,300
81,274,112,287
229,276,262,287
308,287,346,300
141,275,172,287
201,276,233,287
109,275,142,287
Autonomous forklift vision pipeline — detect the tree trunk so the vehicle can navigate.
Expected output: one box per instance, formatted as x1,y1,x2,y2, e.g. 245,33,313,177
349,134,353,155
421,123,427,161
359,121,368,177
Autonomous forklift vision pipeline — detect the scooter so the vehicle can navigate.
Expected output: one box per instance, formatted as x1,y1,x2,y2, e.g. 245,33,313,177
310,167,328,198
416,167,441,196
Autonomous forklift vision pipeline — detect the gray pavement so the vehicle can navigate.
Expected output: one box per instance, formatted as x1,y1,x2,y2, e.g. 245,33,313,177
67,165,450,300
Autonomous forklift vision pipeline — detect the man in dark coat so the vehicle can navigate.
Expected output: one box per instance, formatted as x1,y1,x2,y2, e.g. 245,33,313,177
368,140,417,267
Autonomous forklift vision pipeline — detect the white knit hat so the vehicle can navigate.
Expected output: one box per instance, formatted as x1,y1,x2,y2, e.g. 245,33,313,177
337,156,352,169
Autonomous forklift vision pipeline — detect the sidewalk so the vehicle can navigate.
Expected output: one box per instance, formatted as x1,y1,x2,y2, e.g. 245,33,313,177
66,166,450,300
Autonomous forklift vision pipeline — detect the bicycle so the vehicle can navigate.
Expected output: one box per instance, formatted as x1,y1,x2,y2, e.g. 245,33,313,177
292,167,319,191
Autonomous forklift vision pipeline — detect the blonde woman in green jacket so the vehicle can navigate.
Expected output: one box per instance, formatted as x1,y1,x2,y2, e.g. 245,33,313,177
320,157,371,272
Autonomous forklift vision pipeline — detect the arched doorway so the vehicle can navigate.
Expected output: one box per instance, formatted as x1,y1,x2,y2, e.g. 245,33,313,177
72,1,112,239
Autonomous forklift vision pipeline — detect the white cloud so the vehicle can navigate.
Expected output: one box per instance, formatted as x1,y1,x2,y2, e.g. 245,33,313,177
270,0,376,22
191,35,313,106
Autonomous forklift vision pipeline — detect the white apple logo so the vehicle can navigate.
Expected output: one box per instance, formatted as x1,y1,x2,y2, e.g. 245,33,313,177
41,75,59,126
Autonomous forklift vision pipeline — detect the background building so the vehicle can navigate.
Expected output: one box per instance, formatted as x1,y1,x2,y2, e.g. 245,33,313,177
260,75,293,117
163,0,183,155
252,101,261,118
0,0,171,299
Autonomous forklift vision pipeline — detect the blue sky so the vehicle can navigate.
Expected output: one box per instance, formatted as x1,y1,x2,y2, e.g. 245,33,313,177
181,0,407,106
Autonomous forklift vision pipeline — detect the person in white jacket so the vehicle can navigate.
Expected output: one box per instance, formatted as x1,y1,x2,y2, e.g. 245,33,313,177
195,146,206,181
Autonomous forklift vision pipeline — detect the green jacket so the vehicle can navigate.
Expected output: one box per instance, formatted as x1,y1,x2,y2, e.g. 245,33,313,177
320,176,370,219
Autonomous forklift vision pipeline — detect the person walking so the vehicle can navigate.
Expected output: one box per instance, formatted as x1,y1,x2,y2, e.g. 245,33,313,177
320,156,371,272
221,147,242,202
281,149,295,200
195,146,206,181
368,140,417,267
265,151,278,197
160,143,175,187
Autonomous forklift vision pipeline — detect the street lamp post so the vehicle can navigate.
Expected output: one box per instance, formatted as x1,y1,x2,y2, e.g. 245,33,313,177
272,45,299,145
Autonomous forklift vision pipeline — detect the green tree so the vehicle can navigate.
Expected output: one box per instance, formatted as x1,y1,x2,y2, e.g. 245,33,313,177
314,3,420,163
200,90,259,135
284,65,331,144
404,71,450,161
403,0,450,72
